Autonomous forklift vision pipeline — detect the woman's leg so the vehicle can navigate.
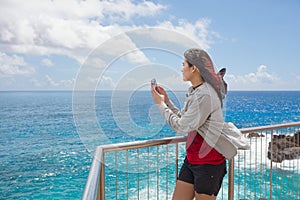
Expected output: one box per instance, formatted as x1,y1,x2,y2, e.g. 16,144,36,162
172,180,195,200
195,193,216,200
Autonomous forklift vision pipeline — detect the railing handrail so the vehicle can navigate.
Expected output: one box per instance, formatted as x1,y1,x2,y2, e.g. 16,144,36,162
100,135,187,152
82,146,103,200
240,121,300,134
82,121,300,200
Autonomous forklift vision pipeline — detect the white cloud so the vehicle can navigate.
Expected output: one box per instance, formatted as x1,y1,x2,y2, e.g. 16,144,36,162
45,75,74,88
82,75,115,90
0,0,166,64
93,33,150,64
253,65,278,82
60,78,75,88
156,18,214,50
226,65,279,90
0,52,35,75
0,0,219,90
97,76,115,90
45,75,59,87
30,78,44,88
101,0,166,21
0,1,213,63
42,58,54,67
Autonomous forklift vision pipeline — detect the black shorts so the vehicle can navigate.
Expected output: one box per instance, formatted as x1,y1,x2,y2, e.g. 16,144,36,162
178,158,227,196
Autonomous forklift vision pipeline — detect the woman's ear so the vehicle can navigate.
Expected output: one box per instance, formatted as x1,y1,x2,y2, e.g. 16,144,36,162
192,65,199,73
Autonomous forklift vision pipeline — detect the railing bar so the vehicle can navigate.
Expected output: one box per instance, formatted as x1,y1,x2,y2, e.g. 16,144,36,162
287,127,293,197
297,134,300,199
296,127,299,199
289,129,296,198
270,130,273,200
100,152,105,200
293,127,296,199
97,152,105,200
278,128,281,198
156,146,159,200
237,150,240,200
290,128,292,200
115,152,118,200
101,136,187,152
244,149,246,199
249,136,252,199
286,128,289,198
294,127,296,199
282,128,285,197
137,149,140,200
240,122,300,134
265,130,268,197
287,128,293,195
166,145,168,200
228,158,234,200
283,127,286,198
255,135,257,198
126,150,128,200
147,147,150,200
295,128,300,199
260,130,263,198
175,143,179,180
280,128,283,200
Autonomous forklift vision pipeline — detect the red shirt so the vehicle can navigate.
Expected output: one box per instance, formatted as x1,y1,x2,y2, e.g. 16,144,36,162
186,131,225,165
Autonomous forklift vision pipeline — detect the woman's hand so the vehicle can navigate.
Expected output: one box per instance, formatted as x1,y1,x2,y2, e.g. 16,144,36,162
156,86,170,104
151,86,165,105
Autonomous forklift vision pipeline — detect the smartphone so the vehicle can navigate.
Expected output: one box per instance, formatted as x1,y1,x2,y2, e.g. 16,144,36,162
151,78,157,87
151,78,160,93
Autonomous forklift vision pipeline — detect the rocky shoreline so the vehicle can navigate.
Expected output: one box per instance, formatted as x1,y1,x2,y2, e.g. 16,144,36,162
267,130,300,163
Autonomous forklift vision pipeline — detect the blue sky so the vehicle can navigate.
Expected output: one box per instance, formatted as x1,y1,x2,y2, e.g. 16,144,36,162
0,0,299,91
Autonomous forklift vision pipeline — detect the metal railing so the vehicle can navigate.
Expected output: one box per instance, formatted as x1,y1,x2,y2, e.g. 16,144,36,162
82,122,300,200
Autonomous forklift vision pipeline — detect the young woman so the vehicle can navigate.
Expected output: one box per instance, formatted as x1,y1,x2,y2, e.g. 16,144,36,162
151,48,236,200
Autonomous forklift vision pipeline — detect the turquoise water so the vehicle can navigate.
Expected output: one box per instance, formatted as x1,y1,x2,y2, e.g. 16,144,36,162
0,91,299,199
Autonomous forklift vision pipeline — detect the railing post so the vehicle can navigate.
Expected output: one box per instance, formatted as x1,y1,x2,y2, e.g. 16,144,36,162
269,131,273,200
175,143,179,180
228,158,234,200
97,151,105,200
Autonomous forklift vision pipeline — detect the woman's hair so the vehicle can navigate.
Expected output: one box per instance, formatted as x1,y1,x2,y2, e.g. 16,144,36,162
184,48,226,105
187,61,193,67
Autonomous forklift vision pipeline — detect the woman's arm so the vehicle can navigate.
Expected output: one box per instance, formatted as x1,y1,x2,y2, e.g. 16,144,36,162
152,87,212,134
156,86,181,117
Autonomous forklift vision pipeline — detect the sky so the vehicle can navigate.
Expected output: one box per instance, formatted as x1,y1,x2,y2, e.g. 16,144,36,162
0,0,299,91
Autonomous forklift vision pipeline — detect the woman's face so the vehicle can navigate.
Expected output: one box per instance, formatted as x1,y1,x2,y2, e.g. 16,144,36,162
181,59,193,81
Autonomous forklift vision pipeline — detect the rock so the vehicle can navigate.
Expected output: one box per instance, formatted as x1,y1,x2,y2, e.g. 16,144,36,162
293,130,300,145
247,132,265,138
267,130,300,163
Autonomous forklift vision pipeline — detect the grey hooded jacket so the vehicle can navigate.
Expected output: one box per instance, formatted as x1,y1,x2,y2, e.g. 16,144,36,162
158,82,250,159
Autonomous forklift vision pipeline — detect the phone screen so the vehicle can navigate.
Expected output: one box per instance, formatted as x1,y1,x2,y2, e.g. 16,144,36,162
151,78,157,87
151,78,160,93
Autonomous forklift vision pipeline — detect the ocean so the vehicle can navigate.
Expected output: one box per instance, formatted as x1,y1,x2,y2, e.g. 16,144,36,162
0,91,299,199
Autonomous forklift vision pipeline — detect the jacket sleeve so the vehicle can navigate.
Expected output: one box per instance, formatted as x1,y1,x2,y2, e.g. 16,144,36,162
166,100,181,117
158,94,212,134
